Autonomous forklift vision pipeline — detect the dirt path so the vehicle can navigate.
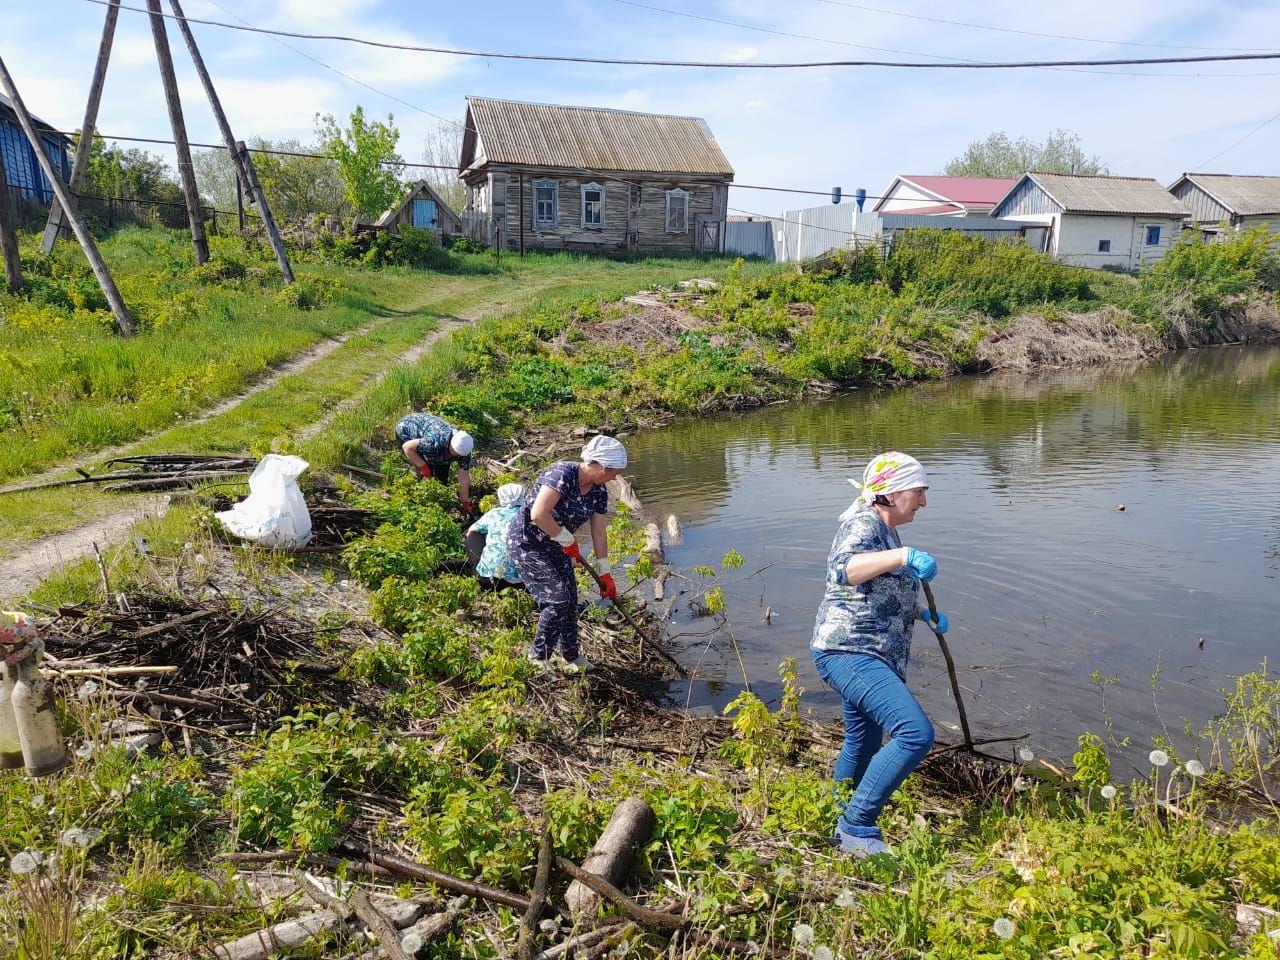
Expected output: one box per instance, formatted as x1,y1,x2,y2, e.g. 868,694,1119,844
0,281,508,602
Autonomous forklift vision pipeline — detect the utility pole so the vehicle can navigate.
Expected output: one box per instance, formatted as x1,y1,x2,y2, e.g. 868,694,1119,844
167,0,294,282
146,0,208,265
0,55,134,335
0,150,23,292
40,0,120,253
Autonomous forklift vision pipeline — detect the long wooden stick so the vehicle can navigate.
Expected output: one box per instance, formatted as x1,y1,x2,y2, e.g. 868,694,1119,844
334,841,533,912
553,857,684,932
41,0,119,252
0,55,135,335
922,581,974,752
577,556,687,677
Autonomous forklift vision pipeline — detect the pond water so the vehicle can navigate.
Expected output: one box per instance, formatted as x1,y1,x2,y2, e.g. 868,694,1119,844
623,345,1280,763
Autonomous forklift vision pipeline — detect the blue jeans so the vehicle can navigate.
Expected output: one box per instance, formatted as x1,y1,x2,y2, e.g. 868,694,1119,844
812,649,935,836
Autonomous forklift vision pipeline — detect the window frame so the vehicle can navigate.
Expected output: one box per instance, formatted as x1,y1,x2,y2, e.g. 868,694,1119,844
1097,239,1111,253
665,188,690,234
532,178,558,229
580,181,605,228
1144,225,1162,246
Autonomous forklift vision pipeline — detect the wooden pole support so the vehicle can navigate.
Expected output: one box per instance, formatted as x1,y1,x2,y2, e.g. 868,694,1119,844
0,149,23,293
0,55,134,335
41,0,119,253
146,0,209,266
166,0,294,283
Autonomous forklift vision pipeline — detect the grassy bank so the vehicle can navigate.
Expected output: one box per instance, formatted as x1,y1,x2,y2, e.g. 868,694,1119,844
3,226,1279,958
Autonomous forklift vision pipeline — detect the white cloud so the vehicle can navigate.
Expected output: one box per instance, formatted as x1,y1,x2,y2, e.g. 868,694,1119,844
744,98,768,108
177,76,344,140
722,46,759,63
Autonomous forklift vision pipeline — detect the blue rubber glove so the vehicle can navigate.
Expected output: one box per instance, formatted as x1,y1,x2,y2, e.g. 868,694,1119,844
919,607,949,634
903,547,938,582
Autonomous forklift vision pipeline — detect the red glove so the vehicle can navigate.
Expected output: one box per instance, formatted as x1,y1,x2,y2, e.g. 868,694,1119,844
460,498,474,516
562,542,581,562
418,463,434,479
599,573,617,601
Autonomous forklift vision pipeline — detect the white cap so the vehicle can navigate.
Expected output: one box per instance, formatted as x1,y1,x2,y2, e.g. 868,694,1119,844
580,434,627,468
497,483,525,507
450,431,474,456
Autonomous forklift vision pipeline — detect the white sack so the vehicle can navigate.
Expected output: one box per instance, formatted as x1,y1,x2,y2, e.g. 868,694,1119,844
215,454,312,549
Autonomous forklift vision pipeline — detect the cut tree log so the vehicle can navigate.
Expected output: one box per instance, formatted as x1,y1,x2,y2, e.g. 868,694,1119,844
212,911,341,960
563,798,657,919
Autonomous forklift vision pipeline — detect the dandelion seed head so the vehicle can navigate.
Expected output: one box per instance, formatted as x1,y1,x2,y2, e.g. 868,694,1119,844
74,743,93,759
30,794,46,810
193,554,207,565
793,923,815,947
993,917,1016,940
813,947,835,960
76,680,99,701
745,942,760,955
59,828,97,848
1149,749,1170,767
400,932,423,954
1185,759,1205,778
1013,776,1031,792
1101,784,1117,799
10,850,41,875
183,542,193,552
1017,746,1035,763
835,888,856,908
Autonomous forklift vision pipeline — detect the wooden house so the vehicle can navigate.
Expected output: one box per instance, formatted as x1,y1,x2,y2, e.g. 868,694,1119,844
872,175,1018,218
373,180,462,238
1,94,72,205
992,173,1189,271
1167,174,1280,239
457,96,734,254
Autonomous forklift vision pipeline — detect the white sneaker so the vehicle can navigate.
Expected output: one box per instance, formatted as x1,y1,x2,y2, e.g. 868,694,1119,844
526,648,553,673
557,654,594,675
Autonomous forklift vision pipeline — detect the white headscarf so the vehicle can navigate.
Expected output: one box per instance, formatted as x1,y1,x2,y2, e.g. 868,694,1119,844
450,431,474,456
580,435,628,469
497,483,525,507
839,451,929,521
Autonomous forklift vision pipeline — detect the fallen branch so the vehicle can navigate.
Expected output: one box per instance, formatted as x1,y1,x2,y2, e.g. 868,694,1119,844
530,922,629,960
518,814,554,960
335,841,532,912
212,911,341,960
554,857,684,932
348,887,411,960
214,850,396,879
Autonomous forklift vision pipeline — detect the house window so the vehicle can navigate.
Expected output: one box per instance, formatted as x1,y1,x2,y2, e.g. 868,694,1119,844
581,182,604,227
1097,239,1111,253
1145,225,1161,246
533,179,558,228
665,188,689,233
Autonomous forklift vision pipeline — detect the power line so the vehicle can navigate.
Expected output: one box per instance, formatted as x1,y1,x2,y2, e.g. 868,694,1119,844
79,0,1280,70
810,0,1267,53
1192,106,1280,170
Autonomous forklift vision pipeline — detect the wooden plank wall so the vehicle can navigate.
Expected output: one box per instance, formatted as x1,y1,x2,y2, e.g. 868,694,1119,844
491,167,727,252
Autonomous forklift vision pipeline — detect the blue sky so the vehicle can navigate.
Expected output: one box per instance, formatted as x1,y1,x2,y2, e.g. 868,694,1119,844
5,0,1280,216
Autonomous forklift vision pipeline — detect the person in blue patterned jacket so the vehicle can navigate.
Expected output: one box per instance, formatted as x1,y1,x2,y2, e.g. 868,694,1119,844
395,412,475,515
468,483,525,589
811,451,948,858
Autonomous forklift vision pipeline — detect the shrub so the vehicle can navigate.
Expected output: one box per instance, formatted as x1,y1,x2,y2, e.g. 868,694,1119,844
1141,226,1280,316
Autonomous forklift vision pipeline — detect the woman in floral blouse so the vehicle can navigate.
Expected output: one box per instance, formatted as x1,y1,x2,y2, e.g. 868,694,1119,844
811,451,948,857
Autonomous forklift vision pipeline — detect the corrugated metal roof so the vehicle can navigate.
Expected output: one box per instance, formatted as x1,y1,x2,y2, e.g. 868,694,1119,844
899,175,1019,206
1028,173,1188,216
464,96,733,176
1176,174,1280,216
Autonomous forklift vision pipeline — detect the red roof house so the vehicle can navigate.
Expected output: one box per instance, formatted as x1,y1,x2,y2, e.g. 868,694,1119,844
872,175,1019,217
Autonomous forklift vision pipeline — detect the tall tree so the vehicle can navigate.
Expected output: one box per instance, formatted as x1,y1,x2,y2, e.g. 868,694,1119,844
315,107,404,221
193,139,352,219
943,129,1108,178
420,120,464,213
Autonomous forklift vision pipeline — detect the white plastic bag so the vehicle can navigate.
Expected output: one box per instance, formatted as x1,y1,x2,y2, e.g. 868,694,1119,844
215,454,312,549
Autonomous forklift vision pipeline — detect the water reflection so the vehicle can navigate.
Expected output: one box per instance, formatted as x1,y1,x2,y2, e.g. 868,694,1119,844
625,346,1280,762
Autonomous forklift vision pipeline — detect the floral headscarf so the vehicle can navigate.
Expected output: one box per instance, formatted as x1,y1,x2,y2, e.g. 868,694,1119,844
840,452,929,521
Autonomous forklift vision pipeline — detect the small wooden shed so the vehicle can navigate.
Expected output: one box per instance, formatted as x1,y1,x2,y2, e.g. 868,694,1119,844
1167,173,1280,239
374,180,462,237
